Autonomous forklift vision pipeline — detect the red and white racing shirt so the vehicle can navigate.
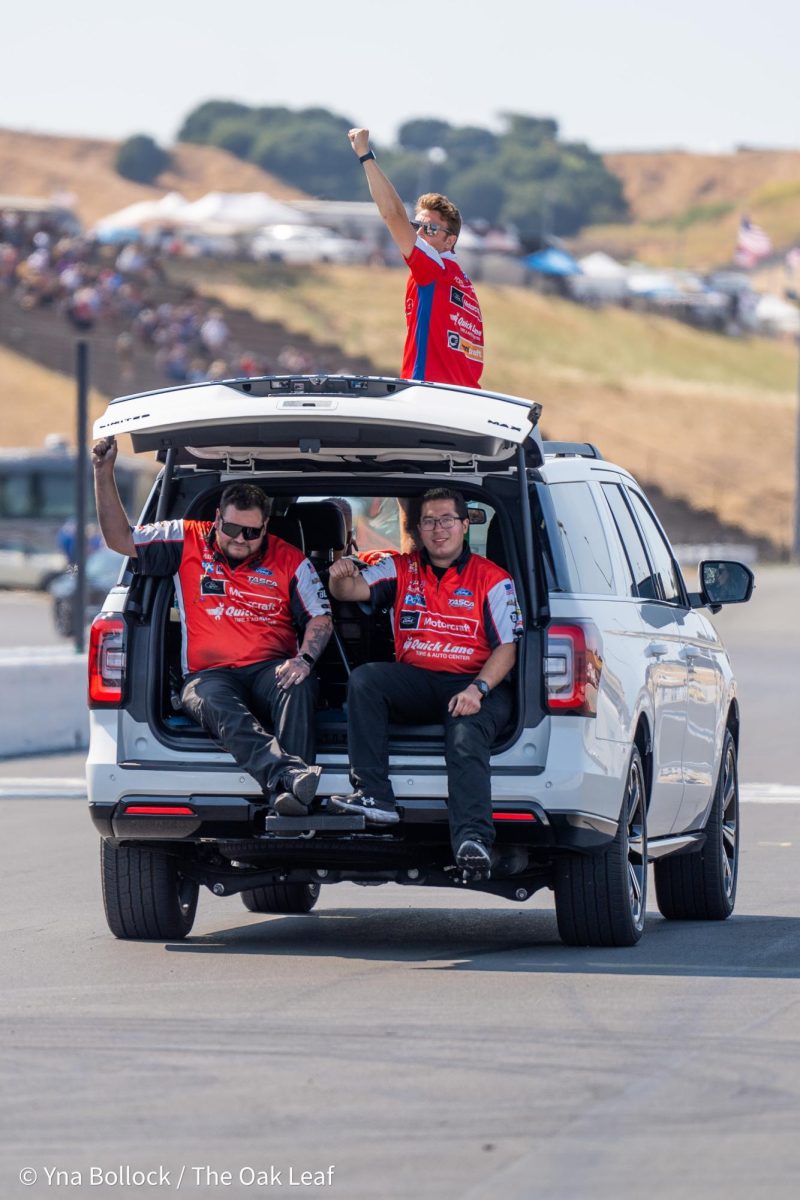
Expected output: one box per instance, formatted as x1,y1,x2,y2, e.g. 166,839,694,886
132,520,330,675
360,545,521,675
402,238,484,388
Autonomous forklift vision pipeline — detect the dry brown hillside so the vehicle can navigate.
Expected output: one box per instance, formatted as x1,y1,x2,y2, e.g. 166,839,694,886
0,128,306,226
605,148,800,222
582,148,800,266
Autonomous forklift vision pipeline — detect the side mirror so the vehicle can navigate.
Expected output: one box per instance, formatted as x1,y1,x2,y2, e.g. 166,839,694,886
698,560,755,608
467,507,487,526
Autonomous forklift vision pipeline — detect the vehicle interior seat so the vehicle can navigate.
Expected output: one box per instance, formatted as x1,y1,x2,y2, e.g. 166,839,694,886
485,513,508,571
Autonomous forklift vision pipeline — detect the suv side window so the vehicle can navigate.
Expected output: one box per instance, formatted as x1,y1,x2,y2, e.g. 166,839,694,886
600,482,658,599
546,481,616,595
626,489,685,604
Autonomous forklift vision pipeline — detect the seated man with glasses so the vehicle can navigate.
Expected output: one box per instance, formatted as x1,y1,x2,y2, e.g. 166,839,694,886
327,487,522,879
348,125,484,389
92,436,333,815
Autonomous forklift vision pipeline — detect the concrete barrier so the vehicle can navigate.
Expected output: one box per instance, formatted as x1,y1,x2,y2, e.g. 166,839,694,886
0,646,88,757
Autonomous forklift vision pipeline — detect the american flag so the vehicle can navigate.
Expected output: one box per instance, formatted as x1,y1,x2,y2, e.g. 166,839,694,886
735,217,772,268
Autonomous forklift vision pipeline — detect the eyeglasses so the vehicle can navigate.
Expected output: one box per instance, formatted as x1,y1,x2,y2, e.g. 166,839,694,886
419,514,462,531
411,219,453,237
218,519,265,541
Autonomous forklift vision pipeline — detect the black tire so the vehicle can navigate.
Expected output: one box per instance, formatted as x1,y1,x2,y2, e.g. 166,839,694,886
654,729,739,921
101,841,199,940
241,882,321,914
554,746,648,947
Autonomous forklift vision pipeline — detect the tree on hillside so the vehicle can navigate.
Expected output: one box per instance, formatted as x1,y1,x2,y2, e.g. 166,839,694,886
174,100,628,241
115,135,171,184
398,118,452,151
178,100,253,144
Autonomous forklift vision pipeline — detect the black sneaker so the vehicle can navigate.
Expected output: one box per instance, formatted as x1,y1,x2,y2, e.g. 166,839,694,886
328,791,400,825
456,838,492,880
272,791,312,817
283,764,322,805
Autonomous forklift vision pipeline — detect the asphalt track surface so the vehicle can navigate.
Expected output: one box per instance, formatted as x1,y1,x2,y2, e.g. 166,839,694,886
1,569,798,1198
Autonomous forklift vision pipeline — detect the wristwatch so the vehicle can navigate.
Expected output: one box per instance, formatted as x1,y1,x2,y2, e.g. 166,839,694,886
473,679,490,700
299,652,316,667
359,150,376,164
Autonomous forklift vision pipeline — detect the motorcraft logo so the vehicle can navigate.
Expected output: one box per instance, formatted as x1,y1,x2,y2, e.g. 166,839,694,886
449,286,481,318
420,613,478,639
446,331,484,362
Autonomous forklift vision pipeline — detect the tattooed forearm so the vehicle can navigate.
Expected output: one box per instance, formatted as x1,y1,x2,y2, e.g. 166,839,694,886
301,616,333,660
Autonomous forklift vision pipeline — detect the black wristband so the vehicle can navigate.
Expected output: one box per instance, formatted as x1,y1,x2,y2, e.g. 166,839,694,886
299,652,316,667
359,150,376,164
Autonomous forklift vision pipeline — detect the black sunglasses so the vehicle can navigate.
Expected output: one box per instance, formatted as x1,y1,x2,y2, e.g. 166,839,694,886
218,518,265,542
411,219,453,237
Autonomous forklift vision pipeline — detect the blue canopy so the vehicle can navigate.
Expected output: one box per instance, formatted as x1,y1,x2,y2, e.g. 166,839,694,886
522,247,581,276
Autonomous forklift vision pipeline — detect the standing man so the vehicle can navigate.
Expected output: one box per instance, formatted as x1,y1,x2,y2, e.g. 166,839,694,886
348,127,484,389
92,436,332,815
327,487,522,879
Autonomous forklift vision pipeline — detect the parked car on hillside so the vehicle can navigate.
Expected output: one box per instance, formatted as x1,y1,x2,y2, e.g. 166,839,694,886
249,224,371,265
87,376,753,947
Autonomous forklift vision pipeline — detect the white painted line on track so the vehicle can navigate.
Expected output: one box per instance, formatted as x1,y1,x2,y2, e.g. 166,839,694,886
0,777,86,799
740,784,800,804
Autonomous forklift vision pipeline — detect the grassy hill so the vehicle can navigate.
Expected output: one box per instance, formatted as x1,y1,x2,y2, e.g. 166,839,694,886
581,149,800,267
174,260,797,550
0,128,305,226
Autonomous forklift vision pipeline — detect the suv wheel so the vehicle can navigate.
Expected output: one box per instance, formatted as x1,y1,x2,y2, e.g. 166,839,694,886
654,729,739,920
241,882,321,914
554,746,648,947
101,842,199,940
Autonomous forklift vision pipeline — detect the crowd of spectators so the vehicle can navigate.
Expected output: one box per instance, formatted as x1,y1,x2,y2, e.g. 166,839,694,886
0,210,322,385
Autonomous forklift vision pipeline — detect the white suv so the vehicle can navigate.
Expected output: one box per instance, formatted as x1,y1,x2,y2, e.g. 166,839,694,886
87,376,753,946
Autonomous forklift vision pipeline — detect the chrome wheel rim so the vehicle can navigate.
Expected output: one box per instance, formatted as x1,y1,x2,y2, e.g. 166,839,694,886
720,744,738,899
626,757,646,930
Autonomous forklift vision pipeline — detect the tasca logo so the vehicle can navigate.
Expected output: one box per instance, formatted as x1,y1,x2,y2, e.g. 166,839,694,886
420,613,478,639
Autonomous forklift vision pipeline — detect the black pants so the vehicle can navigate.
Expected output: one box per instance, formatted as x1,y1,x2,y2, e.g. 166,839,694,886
346,661,513,854
181,659,316,795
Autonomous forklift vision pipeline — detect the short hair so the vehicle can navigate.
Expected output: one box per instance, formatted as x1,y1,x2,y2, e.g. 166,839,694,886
416,192,462,240
218,483,271,520
420,487,469,522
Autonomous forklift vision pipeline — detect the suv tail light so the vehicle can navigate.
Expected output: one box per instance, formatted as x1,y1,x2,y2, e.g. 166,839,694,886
545,621,602,715
88,614,126,707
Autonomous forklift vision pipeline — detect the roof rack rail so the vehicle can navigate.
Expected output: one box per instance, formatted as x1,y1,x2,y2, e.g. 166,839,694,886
543,441,604,460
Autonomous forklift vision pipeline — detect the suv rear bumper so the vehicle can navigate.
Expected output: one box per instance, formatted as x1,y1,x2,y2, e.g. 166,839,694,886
90,793,618,854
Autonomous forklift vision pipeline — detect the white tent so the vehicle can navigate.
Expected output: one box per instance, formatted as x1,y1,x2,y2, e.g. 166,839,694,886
178,192,307,231
754,293,800,336
569,251,630,303
578,251,627,278
93,192,189,232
